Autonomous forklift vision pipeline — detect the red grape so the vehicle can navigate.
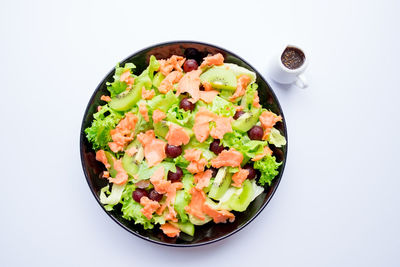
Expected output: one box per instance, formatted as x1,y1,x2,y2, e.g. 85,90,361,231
165,144,182,158
167,166,183,182
248,126,264,140
209,139,225,155
148,189,163,202
179,98,195,111
132,188,148,202
243,164,257,180
233,110,245,120
183,59,198,72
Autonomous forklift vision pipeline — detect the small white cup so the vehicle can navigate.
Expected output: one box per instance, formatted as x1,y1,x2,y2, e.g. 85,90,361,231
268,44,308,89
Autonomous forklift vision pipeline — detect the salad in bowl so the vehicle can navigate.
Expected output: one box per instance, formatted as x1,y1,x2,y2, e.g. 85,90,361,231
84,50,286,239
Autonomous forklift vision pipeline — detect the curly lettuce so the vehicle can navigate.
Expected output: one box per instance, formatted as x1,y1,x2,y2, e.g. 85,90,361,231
84,105,122,150
253,155,281,186
222,131,267,159
209,96,235,117
106,63,136,97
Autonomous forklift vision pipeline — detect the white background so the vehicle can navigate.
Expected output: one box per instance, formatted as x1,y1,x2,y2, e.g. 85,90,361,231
1,0,399,266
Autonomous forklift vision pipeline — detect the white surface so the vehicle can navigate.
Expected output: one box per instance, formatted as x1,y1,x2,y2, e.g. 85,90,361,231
1,0,399,266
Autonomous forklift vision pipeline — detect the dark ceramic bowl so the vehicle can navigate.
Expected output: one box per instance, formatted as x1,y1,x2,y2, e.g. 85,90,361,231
80,41,288,247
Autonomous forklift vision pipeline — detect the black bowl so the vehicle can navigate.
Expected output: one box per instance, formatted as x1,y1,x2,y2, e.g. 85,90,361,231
80,41,288,247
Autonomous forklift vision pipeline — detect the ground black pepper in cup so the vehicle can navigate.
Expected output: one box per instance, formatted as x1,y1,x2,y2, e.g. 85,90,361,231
281,46,305,69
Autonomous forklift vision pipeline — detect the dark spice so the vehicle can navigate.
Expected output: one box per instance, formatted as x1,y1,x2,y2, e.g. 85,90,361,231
281,46,305,69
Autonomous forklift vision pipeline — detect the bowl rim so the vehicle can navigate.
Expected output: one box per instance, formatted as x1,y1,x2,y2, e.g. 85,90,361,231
80,40,288,247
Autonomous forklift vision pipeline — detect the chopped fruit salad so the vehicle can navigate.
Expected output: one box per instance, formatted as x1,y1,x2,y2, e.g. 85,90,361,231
85,50,286,238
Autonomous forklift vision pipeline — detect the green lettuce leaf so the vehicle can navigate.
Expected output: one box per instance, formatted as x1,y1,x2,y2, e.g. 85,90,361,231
113,62,136,81
121,183,154,229
84,105,123,150
222,131,268,159
147,90,179,113
136,161,176,181
253,155,281,186
166,104,194,127
240,83,258,111
268,127,286,147
106,63,136,97
209,96,235,117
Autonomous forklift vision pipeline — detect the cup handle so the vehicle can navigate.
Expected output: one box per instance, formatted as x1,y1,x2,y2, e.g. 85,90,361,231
296,74,308,89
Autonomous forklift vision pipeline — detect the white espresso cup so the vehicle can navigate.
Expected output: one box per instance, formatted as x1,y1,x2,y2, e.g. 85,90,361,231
268,44,308,89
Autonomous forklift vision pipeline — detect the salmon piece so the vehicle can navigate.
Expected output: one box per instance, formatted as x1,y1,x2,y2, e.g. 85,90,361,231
200,53,224,68
137,129,156,145
194,170,213,190
97,106,102,112
187,158,207,174
160,223,180,238
229,75,251,101
140,196,161,220
139,102,149,122
119,70,131,82
211,148,243,168
259,111,282,140
231,168,249,188
176,69,202,102
165,123,190,146
158,71,183,94
145,138,167,167
100,95,111,102
202,81,213,91
193,107,217,143
199,90,219,103
108,131,133,153
108,158,128,185
253,91,261,108
137,130,167,167
210,116,233,139
96,150,111,169
235,106,244,112
156,203,167,216
108,112,138,153
185,188,207,220
96,150,127,185
252,146,273,161
150,166,170,194
159,55,186,76
202,203,235,223
184,148,208,174
142,87,155,100
152,109,166,124
169,55,186,73
164,182,183,222
149,166,182,221
159,59,174,76
125,146,137,157
184,148,202,162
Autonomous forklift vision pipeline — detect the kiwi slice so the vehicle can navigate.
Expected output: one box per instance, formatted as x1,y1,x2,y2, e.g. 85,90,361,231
232,108,261,132
170,221,195,236
208,167,232,200
121,142,139,177
189,213,212,226
104,151,117,177
229,180,254,212
224,63,256,84
153,121,169,138
152,72,165,88
174,190,190,222
200,67,237,90
109,82,143,111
